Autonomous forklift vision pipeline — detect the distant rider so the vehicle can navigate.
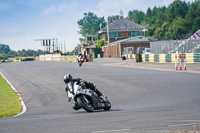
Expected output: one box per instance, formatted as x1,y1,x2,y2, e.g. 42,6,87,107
77,52,84,60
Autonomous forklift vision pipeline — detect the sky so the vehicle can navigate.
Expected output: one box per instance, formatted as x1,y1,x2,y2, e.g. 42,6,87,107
0,0,196,52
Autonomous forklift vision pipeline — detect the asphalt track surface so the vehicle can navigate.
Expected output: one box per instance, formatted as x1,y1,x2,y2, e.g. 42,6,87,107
0,61,200,133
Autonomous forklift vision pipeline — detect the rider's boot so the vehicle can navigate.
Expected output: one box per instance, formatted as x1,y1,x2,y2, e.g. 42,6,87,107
73,102,81,110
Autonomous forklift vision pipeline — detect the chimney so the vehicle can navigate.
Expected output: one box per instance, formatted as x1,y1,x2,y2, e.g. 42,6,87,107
119,9,123,19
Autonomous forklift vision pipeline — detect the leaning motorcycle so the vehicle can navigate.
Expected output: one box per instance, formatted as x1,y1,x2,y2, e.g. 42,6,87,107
67,82,111,112
77,55,84,67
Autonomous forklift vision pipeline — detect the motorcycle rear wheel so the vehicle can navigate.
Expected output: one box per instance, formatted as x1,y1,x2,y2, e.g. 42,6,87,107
77,96,94,112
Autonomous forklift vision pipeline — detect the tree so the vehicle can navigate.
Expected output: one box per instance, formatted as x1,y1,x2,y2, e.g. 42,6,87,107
35,50,44,56
191,16,200,34
79,38,85,44
0,44,11,54
127,10,145,24
145,8,152,24
7,50,18,57
140,0,200,39
186,0,200,35
77,12,106,36
73,44,81,54
169,0,188,19
107,15,119,24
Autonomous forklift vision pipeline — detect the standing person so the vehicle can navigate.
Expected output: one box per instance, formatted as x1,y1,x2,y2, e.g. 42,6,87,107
84,51,87,61
101,50,104,58
89,54,93,62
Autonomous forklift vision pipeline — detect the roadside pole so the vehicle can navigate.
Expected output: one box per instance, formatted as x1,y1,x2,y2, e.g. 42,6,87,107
179,55,182,70
175,55,178,70
184,54,186,70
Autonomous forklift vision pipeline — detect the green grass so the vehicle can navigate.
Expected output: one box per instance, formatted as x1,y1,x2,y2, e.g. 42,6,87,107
0,74,21,117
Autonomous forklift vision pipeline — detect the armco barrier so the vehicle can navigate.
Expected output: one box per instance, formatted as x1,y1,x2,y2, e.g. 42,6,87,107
145,54,149,62
8,56,37,62
149,54,155,62
132,54,135,59
186,53,194,63
159,54,166,63
140,53,200,63
166,54,171,62
194,54,200,62
142,54,145,62
5,55,77,62
154,54,159,62
61,55,77,62
123,53,200,63
171,54,177,63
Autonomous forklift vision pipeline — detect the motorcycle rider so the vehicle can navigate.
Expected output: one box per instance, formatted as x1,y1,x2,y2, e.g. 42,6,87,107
77,52,83,60
64,74,104,109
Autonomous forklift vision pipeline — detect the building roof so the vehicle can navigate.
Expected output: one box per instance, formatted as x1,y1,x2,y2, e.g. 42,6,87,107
103,36,156,47
99,18,145,33
84,43,97,49
188,29,200,40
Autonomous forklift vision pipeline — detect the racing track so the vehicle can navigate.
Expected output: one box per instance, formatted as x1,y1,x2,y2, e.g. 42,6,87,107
0,61,200,133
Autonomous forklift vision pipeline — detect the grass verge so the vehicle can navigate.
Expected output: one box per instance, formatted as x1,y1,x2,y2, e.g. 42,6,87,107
0,74,21,117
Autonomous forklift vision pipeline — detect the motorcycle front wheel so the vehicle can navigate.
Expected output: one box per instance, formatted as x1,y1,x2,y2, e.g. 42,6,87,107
104,100,111,110
79,62,82,66
77,96,94,112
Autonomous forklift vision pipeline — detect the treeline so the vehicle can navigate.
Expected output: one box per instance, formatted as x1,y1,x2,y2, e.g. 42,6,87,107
0,44,44,60
77,0,200,40
127,0,200,39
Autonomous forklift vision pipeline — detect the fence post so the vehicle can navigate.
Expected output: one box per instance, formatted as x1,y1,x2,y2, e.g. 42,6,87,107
179,54,182,70
175,55,178,70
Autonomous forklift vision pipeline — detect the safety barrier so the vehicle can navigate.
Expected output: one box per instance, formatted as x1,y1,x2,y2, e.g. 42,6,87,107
39,54,76,62
39,54,61,61
61,55,77,62
149,54,155,62
124,53,200,63
7,56,39,62
6,55,76,62
142,54,146,62
159,54,166,63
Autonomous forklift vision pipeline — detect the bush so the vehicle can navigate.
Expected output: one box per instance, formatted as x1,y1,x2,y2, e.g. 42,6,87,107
0,53,7,60
97,40,104,48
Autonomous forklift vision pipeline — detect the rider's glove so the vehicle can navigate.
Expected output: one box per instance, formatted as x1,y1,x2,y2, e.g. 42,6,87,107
68,97,72,102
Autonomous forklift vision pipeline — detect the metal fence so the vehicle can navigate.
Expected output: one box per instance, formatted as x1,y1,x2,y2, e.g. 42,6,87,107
123,47,134,55
150,39,200,54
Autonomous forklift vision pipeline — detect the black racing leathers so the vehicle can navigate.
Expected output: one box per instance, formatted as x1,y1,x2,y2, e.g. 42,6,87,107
65,78,102,96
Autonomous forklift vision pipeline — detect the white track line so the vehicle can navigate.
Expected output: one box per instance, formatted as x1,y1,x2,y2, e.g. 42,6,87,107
91,129,131,133
168,123,199,127
0,72,26,117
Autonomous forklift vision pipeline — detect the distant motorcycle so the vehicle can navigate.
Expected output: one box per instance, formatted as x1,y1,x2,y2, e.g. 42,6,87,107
77,55,84,67
67,81,111,112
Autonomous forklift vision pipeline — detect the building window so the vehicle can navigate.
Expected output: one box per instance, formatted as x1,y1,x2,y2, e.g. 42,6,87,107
127,31,142,37
109,32,117,38
117,32,121,38
132,31,142,37
128,31,131,37
87,37,92,41
109,32,122,38
93,37,96,41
